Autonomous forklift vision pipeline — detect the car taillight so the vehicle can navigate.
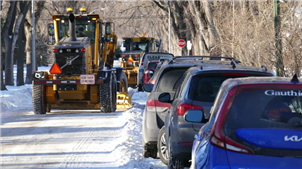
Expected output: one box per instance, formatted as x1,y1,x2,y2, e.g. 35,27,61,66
210,86,254,154
143,70,151,84
146,100,156,111
149,79,156,84
141,59,144,65
176,103,203,116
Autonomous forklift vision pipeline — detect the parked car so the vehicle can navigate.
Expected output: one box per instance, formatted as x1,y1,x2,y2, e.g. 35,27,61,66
142,56,243,164
143,61,159,85
138,52,174,90
158,63,274,168
147,56,205,85
190,76,302,169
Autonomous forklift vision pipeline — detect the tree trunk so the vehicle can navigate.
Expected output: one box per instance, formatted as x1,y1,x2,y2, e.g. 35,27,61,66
25,18,32,84
25,1,45,84
3,1,17,86
0,0,5,90
17,2,30,86
17,20,25,86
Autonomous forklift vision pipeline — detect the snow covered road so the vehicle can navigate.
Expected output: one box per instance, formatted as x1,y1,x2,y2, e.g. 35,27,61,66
1,86,166,168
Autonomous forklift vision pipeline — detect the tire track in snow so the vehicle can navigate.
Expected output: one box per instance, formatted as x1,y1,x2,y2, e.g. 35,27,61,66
58,112,129,168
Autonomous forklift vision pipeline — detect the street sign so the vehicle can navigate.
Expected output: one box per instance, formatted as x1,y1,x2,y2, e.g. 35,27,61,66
187,40,192,50
178,39,186,48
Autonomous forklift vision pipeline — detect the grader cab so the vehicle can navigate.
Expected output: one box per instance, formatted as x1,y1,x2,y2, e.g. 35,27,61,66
120,35,161,89
32,8,130,114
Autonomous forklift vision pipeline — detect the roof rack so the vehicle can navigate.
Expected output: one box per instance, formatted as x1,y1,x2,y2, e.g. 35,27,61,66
169,55,241,64
261,65,268,72
231,59,237,69
291,74,299,83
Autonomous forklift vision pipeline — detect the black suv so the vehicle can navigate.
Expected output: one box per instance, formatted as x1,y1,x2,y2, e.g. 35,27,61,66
142,56,242,164
158,62,274,168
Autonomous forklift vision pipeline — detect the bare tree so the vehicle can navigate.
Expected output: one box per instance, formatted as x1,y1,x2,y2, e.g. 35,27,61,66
0,0,6,90
2,1,17,86
25,1,45,84
16,1,31,86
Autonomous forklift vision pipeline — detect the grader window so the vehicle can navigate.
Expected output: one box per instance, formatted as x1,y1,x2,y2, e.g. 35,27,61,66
57,19,96,42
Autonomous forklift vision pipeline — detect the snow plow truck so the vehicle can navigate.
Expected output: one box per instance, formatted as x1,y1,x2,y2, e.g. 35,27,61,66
32,8,130,114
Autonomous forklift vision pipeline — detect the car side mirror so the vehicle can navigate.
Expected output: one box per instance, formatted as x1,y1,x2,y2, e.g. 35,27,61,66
185,110,204,123
143,84,153,92
147,70,154,77
158,92,172,103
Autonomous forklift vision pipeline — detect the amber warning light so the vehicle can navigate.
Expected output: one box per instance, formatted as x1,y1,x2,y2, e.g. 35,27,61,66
49,63,62,74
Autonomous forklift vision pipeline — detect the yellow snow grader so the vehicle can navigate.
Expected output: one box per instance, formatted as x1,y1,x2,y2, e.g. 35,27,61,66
120,35,161,89
32,8,131,114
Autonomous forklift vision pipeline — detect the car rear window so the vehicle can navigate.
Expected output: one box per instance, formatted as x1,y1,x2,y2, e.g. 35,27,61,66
225,90,302,130
147,62,158,70
188,75,238,102
224,89,302,156
188,73,272,102
157,68,188,92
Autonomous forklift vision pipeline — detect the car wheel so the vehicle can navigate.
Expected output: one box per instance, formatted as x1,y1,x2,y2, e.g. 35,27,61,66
158,127,169,165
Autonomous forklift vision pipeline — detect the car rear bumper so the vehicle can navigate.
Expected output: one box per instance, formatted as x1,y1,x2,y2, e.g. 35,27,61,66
142,108,160,144
226,149,302,169
170,127,197,161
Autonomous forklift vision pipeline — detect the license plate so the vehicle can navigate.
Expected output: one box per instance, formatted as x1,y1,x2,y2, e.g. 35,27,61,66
80,75,95,84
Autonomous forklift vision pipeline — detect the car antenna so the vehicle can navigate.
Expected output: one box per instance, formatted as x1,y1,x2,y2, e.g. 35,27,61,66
291,74,299,83
231,59,236,69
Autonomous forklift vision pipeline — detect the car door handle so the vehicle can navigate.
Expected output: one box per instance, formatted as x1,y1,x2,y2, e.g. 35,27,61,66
162,108,169,112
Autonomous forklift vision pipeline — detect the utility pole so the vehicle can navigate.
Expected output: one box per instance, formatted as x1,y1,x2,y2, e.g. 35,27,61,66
165,0,171,53
274,0,283,76
32,0,36,71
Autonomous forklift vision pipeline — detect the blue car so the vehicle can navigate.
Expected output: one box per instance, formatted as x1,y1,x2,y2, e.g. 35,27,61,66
189,76,302,169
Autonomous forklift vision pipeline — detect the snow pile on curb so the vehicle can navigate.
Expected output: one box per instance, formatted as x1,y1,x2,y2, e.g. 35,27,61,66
113,106,166,169
0,85,33,112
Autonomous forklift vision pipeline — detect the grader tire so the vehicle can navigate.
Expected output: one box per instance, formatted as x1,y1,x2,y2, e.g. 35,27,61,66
32,82,46,114
118,72,128,93
100,72,116,113
112,73,117,112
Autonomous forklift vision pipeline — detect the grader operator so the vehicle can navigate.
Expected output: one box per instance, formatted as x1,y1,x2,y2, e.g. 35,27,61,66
32,8,130,114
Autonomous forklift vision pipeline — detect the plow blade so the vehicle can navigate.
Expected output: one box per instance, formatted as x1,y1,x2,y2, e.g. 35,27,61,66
116,92,132,110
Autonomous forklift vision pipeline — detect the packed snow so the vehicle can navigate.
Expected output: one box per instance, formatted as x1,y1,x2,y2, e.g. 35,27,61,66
0,66,166,169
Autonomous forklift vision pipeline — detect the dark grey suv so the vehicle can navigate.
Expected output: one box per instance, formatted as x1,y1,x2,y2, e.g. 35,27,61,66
142,56,242,164
158,63,274,168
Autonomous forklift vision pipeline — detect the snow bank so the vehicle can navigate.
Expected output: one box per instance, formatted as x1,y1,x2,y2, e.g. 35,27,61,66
0,85,32,112
112,107,166,169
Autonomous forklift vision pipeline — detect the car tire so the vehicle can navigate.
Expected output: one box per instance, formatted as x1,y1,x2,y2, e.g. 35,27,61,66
158,126,169,165
168,137,184,169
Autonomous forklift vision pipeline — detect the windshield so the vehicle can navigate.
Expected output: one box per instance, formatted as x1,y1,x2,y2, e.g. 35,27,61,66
57,19,96,42
123,41,149,52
